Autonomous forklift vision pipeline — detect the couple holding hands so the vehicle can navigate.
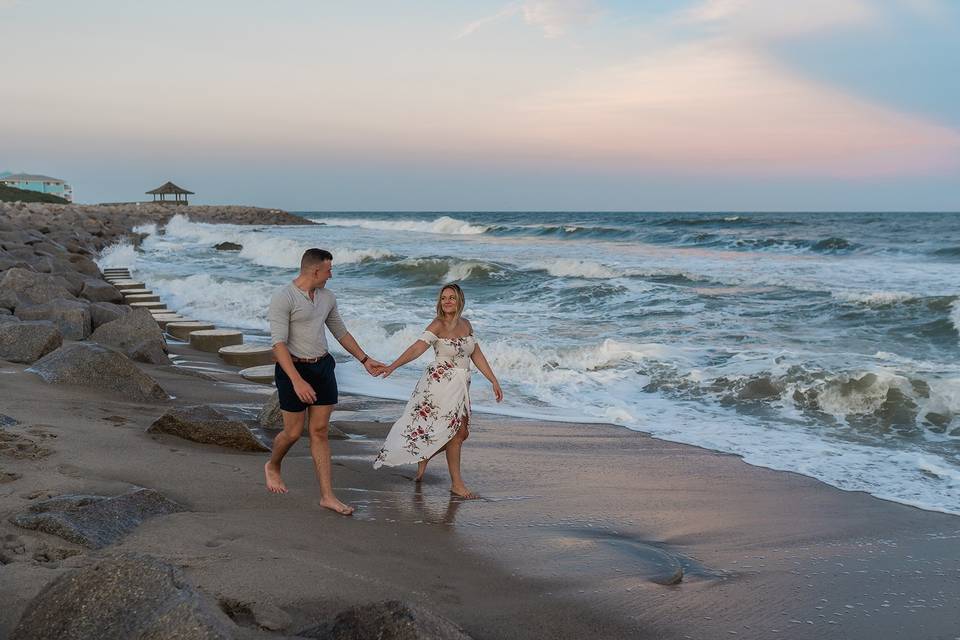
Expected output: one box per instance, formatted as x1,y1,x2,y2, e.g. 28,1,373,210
264,248,503,515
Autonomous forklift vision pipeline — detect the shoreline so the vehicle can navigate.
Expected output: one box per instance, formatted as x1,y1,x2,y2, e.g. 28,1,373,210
3,343,959,639
2,203,958,639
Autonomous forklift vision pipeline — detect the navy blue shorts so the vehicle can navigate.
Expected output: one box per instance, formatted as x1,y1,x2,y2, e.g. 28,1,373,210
274,354,338,412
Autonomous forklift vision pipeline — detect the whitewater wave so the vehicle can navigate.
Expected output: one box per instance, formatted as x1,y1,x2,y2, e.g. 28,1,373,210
833,291,920,307
96,241,138,270
951,300,960,343
316,215,489,235
524,259,623,279
372,257,506,284
143,215,393,269
141,273,273,331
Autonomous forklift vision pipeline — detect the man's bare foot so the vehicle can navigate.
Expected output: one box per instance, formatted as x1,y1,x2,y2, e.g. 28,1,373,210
319,496,354,516
450,485,479,499
414,460,428,482
264,462,287,494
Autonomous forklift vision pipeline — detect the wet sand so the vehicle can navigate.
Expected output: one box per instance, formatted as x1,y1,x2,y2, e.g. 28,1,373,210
1,342,958,639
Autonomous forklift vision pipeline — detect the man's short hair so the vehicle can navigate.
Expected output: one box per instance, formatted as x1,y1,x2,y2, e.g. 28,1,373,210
301,248,333,271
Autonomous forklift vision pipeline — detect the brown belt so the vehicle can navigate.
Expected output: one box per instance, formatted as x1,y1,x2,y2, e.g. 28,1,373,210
291,354,325,363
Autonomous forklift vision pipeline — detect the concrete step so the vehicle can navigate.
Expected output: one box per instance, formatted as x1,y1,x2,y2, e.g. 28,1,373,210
240,364,275,384
166,322,216,341
123,294,161,303
129,301,167,310
189,329,244,353
119,288,152,296
153,315,193,329
111,281,147,290
218,344,275,367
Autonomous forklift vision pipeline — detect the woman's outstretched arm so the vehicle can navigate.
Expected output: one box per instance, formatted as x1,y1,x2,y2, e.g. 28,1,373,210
382,322,442,377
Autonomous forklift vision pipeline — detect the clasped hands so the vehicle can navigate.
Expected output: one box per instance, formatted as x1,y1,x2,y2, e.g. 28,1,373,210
362,358,392,377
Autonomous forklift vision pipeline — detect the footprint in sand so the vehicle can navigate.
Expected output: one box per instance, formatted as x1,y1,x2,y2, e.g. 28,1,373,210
0,431,52,460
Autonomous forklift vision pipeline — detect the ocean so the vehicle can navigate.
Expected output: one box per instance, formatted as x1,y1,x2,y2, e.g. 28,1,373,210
97,211,960,515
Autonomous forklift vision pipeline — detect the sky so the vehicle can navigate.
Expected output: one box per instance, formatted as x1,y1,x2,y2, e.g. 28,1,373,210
1,0,958,211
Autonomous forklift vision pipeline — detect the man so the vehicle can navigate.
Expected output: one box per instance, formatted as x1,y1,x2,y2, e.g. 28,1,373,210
265,248,384,515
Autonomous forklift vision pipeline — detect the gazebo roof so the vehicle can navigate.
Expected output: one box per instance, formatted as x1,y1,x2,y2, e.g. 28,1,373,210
146,181,194,195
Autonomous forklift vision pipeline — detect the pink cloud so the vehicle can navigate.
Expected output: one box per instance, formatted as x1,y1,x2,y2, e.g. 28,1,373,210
505,43,960,177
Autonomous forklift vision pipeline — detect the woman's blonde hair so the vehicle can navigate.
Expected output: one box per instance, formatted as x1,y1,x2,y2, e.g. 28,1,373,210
435,283,465,320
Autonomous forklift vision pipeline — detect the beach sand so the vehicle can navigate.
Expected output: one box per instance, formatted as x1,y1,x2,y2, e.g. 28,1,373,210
2,341,958,639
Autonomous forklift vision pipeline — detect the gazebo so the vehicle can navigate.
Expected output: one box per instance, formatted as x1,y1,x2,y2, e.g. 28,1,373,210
146,181,194,205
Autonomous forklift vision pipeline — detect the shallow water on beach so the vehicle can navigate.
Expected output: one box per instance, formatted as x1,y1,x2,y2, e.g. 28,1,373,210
98,211,960,514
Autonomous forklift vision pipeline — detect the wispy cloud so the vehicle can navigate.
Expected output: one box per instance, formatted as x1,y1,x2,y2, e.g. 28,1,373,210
521,0,599,38
681,0,875,40
458,0,599,39
456,4,521,39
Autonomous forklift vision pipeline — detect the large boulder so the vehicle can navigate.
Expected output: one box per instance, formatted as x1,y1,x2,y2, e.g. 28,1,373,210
307,600,474,640
9,553,241,640
68,254,101,276
27,343,168,401
79,278,122,303
10,488,185,549
90,307,169,364
149,405,270,452
89,301,130,329
0,321,63,363
15,298,91,340
0,267,74,305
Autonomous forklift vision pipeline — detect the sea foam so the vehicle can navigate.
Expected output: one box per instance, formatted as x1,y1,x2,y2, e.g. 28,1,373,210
317,215,489,235
95,241,138,270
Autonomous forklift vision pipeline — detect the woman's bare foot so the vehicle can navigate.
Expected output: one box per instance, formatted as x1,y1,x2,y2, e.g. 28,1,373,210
264,462,288,494
414,460,428,482
450,485,479,499
319,497,354,516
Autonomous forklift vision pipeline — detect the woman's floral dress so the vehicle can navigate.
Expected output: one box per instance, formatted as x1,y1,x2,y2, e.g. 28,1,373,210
374,330,475,468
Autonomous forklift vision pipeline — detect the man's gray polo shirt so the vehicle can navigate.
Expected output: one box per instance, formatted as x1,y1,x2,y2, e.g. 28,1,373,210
268,283,348,358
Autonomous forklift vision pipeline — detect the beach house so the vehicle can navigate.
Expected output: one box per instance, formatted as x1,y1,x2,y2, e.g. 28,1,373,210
0,173,73,202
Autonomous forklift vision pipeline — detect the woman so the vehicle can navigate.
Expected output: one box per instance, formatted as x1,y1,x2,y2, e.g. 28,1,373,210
373,284,503,499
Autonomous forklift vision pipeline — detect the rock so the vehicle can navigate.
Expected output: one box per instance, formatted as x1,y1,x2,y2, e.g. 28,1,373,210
0,267,74,305
27,343,168,401
258,392,349,439
15,298,92,340
148,405,270,452
89,301,130,329
9,553,242,640
214,241,242,251
0,321,63,363
737,377,782,400
90,307,169,364
68,254,101,276
0,288,20,310
10,488,185,549
79,278,123,303
305,600,474,640
0,414,19,428
258,391,284,428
